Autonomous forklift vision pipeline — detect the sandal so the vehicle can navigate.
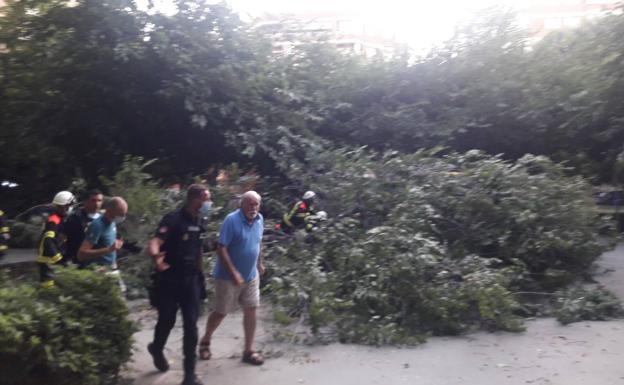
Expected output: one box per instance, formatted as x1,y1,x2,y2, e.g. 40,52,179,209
198,340,211,360
242,350,264,366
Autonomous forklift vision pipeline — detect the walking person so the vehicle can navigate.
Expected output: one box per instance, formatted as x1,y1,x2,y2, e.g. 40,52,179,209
147,184,212,385
199,190,266,366
77,197,128,292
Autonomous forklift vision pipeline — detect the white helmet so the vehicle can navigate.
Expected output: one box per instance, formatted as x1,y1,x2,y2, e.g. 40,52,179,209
315,211,328,221
302,191,316,200
52,191,75,206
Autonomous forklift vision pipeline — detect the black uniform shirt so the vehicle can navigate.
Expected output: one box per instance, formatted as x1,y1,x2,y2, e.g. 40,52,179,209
155,208,206,277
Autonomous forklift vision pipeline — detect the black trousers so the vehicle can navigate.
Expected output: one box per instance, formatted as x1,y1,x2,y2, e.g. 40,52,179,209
152,273,201,375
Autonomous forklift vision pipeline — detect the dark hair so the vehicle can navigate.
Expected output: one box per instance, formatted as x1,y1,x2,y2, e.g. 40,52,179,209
186,184,209,201
84,189,103,200
84,188,104,198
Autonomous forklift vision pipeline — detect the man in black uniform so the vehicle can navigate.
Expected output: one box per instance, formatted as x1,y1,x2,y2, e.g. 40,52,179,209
146,184,212,385
64,189,103,264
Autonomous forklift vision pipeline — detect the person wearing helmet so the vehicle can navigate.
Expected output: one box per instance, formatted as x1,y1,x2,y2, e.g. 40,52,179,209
279,191,317,234
0,209,9,260
37,190,75,287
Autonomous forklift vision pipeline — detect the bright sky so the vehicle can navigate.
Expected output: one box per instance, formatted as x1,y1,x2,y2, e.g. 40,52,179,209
139,0,526,51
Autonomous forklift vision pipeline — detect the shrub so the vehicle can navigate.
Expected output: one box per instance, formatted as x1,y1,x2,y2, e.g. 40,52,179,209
0,268,136,385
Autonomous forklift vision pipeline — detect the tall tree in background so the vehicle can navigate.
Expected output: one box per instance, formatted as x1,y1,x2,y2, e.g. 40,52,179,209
2,1,624,212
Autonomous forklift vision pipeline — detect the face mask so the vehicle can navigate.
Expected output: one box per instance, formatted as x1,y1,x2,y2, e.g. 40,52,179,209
113,216,126,224
199,201,213,217
88,212,100,219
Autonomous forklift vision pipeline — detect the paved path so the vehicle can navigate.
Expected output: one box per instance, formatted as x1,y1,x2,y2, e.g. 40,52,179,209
0,248,36,265
127,245,624,385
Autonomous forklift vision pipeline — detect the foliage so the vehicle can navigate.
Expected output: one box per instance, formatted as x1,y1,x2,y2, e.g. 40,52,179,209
277,9,624,183
0,0,151,212
263,149,610,344
553,285,624,325
301,149,606,274
4,2,624,212
101,155,179,244
0,268,137,385
0,0,276,212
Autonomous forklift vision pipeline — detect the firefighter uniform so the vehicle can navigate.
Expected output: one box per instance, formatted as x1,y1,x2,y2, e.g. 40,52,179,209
0,210,9,259
281,200,315,233
36,191,74,287
36,212,66,287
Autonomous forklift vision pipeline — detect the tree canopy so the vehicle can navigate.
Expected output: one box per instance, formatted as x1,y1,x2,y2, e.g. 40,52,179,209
1,1,624,209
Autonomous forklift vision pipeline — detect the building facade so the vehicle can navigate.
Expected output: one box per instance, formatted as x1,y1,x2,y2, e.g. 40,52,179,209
253,11,405,58
516,0,621,38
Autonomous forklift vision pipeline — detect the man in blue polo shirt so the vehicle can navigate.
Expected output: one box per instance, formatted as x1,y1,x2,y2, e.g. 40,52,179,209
199,190,266,366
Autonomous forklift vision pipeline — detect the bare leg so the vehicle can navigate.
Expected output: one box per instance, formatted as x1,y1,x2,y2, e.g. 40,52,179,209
200,311,226,344
242,306,257,353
